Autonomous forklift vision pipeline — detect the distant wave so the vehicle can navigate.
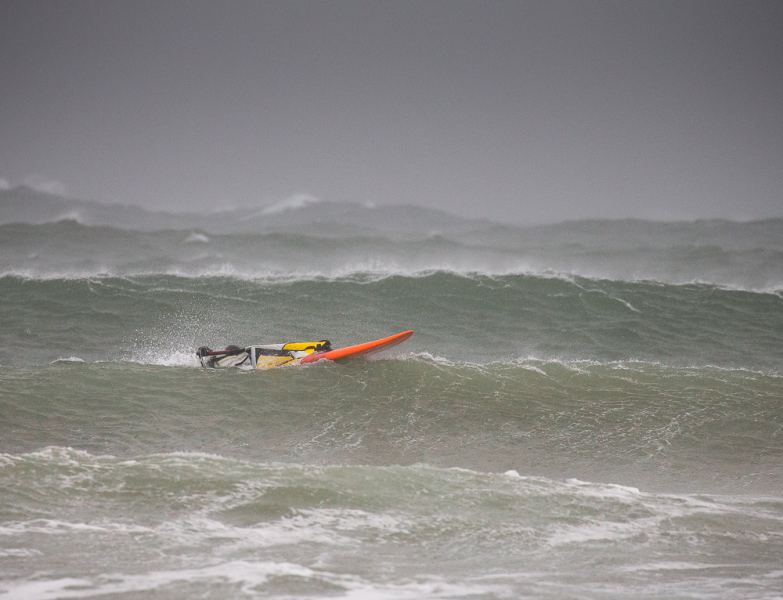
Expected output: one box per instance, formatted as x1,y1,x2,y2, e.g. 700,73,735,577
2,219,782,291
256,193,322,216
1,269,782,298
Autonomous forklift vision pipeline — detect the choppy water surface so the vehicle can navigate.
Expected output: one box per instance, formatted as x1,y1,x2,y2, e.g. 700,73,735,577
1,213,782,598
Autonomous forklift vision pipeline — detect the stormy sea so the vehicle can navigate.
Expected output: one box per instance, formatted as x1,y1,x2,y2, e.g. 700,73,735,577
1,187,782,599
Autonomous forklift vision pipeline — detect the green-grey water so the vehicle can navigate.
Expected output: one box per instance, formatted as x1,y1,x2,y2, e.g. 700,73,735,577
1,213,782,598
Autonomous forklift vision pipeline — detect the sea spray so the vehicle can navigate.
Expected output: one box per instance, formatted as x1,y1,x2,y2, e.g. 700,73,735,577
2,214,782,599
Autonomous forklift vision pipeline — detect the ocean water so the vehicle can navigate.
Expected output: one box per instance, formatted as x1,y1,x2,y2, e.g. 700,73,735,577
1,212,782,599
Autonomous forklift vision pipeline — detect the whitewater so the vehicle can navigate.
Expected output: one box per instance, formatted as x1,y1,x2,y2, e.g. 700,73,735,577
1,193,782,599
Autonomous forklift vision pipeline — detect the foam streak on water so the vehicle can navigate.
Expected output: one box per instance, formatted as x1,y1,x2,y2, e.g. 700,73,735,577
1,215,782,598
1,449,781,599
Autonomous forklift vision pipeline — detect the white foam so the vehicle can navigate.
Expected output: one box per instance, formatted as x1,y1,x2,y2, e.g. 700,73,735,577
258,193,322,215
151,504,414,559
619,561,745,572
564,478,642,501
610,295,641,312
125,349,200,367
49,356,86,364
0,548,41,558
0,561,315,600
184,231,210,243
159,513,355,551
0,519,153,537
516,363,549,376
0,577,92,600
0,562,511,600
17,446,111,464
0,269,117,281
54,210,84,223
332,578,512,599
399,353,783,379
546,516,661,547
296,508,410,536
399,351,457,366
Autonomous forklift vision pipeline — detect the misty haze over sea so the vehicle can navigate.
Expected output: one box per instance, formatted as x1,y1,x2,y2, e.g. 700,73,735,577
2,0,783,598
2,185,783,291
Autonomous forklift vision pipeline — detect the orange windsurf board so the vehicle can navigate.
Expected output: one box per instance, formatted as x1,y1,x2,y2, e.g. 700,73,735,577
299,330,414,364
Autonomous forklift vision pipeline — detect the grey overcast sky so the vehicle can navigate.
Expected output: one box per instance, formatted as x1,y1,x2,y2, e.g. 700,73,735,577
1,0,782,222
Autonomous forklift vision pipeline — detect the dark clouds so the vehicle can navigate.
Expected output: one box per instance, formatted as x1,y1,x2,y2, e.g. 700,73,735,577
1,0,781,222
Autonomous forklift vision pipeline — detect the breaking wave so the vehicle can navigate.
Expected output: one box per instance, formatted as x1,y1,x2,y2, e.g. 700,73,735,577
1,448,781,599
2,219,783,291
3,209,783,599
